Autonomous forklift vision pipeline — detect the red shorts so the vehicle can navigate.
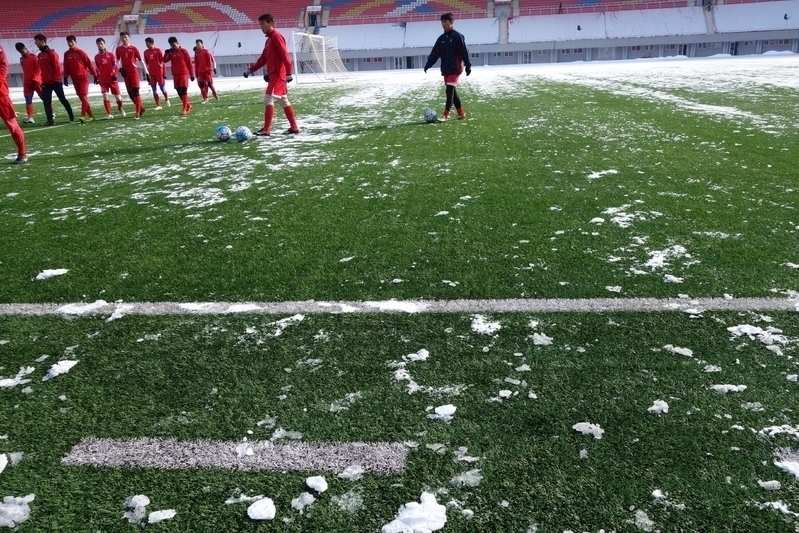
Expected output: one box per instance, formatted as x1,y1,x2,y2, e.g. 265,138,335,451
0,92,16,121
123,73,140,92
197,72,213,84
266,79,287,97
23,80,42,98
173,74,189,90
444,74,460,86
148,72,165,86
100,79,121,95
72,77,90,97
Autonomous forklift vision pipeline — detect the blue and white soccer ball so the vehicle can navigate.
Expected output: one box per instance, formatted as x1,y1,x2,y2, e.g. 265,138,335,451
423,108,438,123
216,124,232,141
235,126,253,142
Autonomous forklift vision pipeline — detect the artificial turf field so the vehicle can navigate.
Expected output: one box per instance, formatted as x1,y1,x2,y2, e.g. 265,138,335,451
1,55,798,531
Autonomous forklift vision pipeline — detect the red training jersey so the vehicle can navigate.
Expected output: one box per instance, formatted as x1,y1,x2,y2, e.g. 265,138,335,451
195,48,215,75
95,51,118,84
20,52,42,84
249,28,292,80
64,47,97,81
143,47,165,77
0,45,9,94
115,45,142,73
163,47,193,77
38,47,62,85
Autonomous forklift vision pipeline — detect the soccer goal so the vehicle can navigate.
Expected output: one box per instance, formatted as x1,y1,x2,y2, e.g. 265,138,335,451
291,32,348,83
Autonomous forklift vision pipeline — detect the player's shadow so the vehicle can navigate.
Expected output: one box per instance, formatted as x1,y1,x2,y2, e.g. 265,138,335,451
335,120,433,135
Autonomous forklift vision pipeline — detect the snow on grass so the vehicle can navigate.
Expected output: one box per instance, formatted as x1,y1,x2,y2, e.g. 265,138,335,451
338,465,364,481
147,509,177,524
57,300,109,315
757,480,782,491
306,476,328,493
247,497,276,520
0,494,35,528
647,400,669,414
427,404,456,422
42,360,78,382
290,492,315,514
471,314,501,335
572,422,605,439
382,492,446,533
663,344,693,357
365,301,427,313
331,489,363,513
450,469,483,488
123,494,150,525
710,384,747,394
34,269,68,280
0,366,34,389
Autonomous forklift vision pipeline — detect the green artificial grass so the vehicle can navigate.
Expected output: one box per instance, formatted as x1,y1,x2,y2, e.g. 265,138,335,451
0,69,797,303
1,311,798,531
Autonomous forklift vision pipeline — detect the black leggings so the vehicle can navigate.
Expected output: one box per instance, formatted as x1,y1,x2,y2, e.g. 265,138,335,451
42,82,74,122
445,85,461,112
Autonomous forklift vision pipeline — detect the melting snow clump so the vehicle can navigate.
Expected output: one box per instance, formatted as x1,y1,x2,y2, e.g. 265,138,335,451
247,498,276,520
572,422,605,439
382,492,447,533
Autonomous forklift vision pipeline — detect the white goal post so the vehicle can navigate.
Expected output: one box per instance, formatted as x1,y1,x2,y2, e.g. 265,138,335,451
291,32,349,83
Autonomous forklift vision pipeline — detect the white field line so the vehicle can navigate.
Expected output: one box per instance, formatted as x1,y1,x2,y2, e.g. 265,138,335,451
0,297,796,317
61,437,407,474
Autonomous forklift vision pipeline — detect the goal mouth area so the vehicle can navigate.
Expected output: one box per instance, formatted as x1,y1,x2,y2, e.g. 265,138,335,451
291,31,349,83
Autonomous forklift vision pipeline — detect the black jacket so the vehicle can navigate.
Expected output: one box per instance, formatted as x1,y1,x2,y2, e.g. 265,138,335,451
425,29,470,76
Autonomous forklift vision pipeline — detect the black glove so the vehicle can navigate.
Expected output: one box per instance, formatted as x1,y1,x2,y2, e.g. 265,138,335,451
111,75,117,81
243,71,249,78
145,73,150,83
190,76,195,82
465,67,471,76
263,74,269,82
213,68,217,75
93,76,98,85
286,75,293,83
120,68,126,78
424,67,428,73
63,77,69,86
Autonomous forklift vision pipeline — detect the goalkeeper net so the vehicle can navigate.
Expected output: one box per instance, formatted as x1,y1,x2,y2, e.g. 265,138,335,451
291,32,348,82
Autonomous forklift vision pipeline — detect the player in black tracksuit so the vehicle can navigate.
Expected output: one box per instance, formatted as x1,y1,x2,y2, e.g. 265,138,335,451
424,12,471,121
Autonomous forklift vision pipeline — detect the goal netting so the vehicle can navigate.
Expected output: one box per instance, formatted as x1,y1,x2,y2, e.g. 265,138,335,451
291,32,348,82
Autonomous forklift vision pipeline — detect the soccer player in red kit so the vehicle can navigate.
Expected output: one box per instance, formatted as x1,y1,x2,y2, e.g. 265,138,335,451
143,37,169,110
162,36,194,116
14,42,47,124
243,14,300,136
194,39,217,103
115,31,146,119
0,45,28,163
95,38,126,119
34,33,75,125
63,35,99,122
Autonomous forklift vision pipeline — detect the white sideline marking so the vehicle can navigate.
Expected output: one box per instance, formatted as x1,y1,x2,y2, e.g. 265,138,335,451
0,297,795,317
61,437,406,474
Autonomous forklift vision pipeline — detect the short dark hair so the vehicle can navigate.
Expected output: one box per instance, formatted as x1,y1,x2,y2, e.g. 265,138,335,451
14,42,25,52
441,12,454,23
167,36,178,44
195,39,203,45
145,37,154,44
119,31,129,37
34,34,47,42
258,13,274,23
66,35,76,42
96,37,105,44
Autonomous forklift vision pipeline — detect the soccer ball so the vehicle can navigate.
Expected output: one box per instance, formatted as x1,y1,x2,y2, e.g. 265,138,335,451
235,126,253,142
423,108,438,123
216,124,232,141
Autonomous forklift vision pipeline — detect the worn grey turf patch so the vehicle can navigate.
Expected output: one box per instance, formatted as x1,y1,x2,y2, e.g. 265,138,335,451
61,437,407,474
0,297,796,317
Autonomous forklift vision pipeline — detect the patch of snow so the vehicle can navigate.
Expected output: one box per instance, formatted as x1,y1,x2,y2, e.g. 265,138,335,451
450,469,483,488
247,498,276,520
663,344,693,357
382,492,447,533
471,315,501,335
648,400,669,414
35,269,68,280
710,384,747,394
42,360,78,381
148,509,176,524
306,476,328,493
0,494,35,528
572,422,605,439
428,404,456,422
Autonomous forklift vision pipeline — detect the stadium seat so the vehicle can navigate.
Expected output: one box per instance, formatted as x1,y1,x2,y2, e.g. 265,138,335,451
0,0,132,34
327,0,486,22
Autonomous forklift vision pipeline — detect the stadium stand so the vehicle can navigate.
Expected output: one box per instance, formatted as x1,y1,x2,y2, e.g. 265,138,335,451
139,1,308,27
325,0,487,22
714,1,799,32
0,0,131,35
